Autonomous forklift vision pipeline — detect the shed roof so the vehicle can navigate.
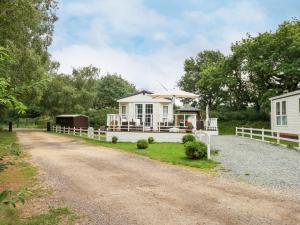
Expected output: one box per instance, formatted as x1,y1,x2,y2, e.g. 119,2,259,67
56,114,88,118
269,89,300,101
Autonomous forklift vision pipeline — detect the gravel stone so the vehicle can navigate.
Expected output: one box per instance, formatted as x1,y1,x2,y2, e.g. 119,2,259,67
212,135,300,197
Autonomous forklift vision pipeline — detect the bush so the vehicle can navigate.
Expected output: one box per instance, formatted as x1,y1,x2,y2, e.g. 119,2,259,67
137,139,148,149
182,134,195,144
148,137,154,144
112,136,118,143
184,141,207,159
210,109,269,122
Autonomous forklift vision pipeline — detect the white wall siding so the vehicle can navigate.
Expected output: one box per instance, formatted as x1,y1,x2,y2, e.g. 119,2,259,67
107,131,187,142
271,93,300,132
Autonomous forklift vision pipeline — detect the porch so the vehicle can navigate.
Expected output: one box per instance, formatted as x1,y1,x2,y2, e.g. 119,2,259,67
107,113,218,133
107,113,197,132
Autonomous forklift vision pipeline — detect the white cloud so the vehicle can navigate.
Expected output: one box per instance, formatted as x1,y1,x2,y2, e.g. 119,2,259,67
51,0,268,91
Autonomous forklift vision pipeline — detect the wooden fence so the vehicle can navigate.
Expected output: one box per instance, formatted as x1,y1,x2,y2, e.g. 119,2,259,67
52,126,106,141
236,127,300,149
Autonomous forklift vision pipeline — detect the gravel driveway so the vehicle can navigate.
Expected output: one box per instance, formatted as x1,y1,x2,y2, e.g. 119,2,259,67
212,135,300,196
17,131,300,225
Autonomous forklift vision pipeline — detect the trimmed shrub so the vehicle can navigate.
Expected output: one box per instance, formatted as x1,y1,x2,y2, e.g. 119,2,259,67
184,141,207,159
137,139,148,149
148,137,154,144
182,134,195,144
112,136,118,143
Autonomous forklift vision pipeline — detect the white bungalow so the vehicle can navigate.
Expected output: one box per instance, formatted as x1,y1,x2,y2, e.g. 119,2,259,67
270,90,300,132
107,90,196,132
106,90,218,142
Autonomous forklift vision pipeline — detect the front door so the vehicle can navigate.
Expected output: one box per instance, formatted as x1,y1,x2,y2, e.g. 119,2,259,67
145,104,153,127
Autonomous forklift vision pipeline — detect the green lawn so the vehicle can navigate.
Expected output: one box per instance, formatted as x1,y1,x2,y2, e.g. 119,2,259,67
219,120,270,135
54,132,218,170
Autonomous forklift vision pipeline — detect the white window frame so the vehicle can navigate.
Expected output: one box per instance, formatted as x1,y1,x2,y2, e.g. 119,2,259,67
135,104,143,122
121,105,127,119
275,100,287,126
163,105,168,119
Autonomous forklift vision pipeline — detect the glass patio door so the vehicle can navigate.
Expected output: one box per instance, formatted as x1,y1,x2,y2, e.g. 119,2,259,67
135,104,143,124
145,104,153,127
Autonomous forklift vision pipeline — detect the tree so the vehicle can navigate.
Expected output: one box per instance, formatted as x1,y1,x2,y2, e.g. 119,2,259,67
96,74,136,108
0,0,58,108
178,50,226,109
178,19,300,113
0,47,26,114
229,19,300,110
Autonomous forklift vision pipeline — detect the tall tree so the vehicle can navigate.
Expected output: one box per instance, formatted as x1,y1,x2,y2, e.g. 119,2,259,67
178,50,226,109
0,47,26,114
230,19,300,110
96,74,136,108
0,0,58,109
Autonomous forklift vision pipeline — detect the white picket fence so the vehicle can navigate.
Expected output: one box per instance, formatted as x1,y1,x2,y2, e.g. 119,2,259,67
52,126,107,141
236,127,300,149
52,125,213,160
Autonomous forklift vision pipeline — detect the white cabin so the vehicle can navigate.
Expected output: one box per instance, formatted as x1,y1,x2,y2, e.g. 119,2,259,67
106,90,197,132
270,90,300,132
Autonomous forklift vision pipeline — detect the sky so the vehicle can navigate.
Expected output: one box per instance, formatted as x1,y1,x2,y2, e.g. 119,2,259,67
50,0,300,91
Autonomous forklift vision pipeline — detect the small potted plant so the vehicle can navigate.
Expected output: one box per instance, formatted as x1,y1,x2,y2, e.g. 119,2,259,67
186,122,193,133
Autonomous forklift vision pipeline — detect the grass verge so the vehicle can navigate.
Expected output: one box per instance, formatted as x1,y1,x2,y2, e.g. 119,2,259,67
0,131,78,225
52,132,219,170
219,120,270,135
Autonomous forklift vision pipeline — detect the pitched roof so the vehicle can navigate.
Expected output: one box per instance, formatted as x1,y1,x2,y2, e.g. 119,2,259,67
117,90,172,103
118,90,153,100
269,89,300,101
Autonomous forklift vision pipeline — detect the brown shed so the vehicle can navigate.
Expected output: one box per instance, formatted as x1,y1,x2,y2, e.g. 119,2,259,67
55,114,89,128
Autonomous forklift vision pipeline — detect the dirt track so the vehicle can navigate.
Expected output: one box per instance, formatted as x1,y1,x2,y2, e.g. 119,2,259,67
17,131,300,225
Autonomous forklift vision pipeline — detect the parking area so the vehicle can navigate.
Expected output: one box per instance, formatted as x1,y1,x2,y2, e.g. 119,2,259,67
212,135,300,197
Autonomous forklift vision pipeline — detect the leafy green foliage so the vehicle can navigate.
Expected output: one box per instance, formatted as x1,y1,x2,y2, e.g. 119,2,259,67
184,141,207,159
96,74,136,108
137,139,149,149
40,67,135,118
112,136,118,143
0,188,32,208
178,50,226,109
182,134,195,144
0,0,58,110
85,108,118,127
178,19,300,112
148,137,154,144
0,48,26,114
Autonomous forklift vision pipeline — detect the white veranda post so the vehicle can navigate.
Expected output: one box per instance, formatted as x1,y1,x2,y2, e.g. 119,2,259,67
206,105,209,120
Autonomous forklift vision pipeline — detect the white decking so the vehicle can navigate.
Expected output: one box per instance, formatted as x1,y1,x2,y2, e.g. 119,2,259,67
107,113,198,133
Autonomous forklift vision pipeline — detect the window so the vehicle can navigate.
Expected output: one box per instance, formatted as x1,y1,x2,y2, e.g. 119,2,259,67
163,106,168,118
276,102,281,125
281,101,287,125
145,104,153,127
121,105,127,119
135,104,143,122
276,101,287,126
